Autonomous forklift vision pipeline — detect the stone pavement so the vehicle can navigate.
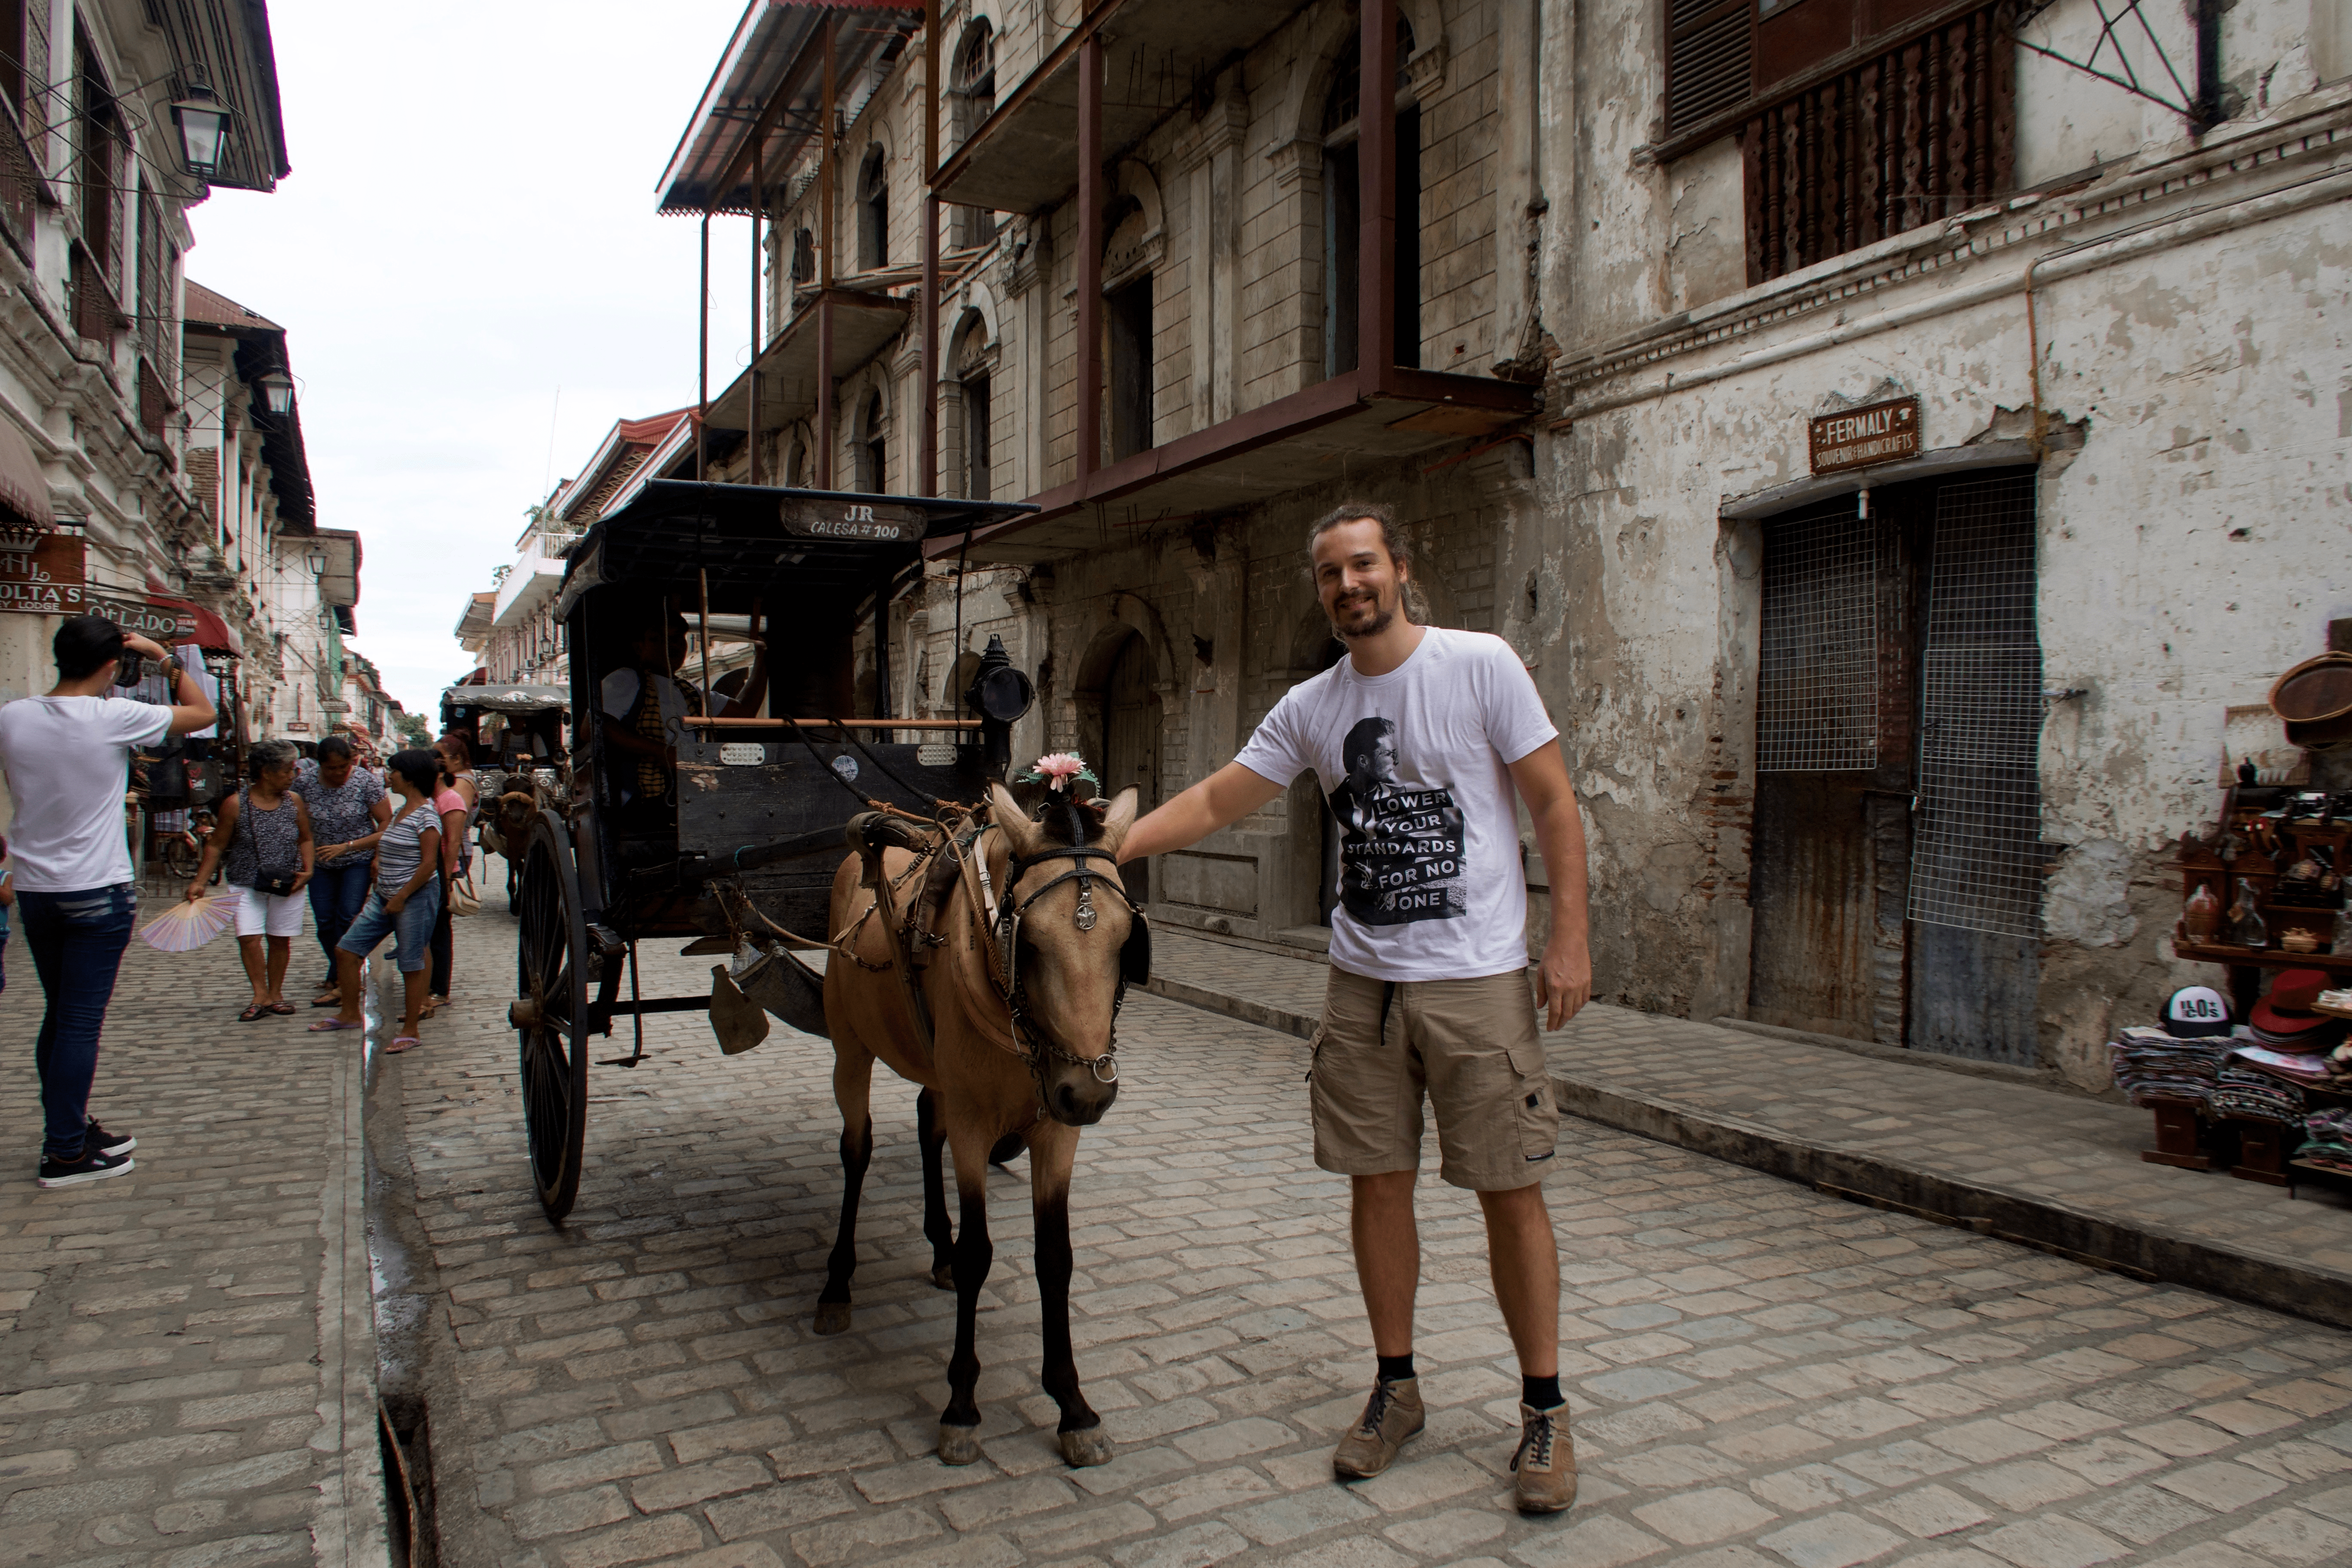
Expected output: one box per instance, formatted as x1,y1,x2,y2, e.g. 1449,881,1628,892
0,870,386,1566
1147,930,2352,1330
386,885,2352,1567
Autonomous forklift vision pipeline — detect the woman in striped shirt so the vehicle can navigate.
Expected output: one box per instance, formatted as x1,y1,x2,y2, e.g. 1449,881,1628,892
310,749,443,1051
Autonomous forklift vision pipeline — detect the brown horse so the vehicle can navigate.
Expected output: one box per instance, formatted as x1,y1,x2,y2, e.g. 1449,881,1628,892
818,781,1141,1467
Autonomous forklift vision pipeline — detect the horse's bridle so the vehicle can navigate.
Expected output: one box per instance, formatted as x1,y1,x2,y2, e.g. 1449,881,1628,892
981,836,1150,1098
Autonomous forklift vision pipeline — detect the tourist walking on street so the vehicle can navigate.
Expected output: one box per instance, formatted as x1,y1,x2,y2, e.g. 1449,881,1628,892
1118,502,1593,1514
188,738,316,1022
0,615,216,1186
294,736,390,1005
424,735,477,1014
311,748,443,1051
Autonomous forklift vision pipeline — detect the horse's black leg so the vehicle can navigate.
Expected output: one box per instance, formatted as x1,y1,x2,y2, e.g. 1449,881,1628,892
1032,1124,1110,1465
815,1117,872,1335
939,1157,993,1464
916,1088,954,1289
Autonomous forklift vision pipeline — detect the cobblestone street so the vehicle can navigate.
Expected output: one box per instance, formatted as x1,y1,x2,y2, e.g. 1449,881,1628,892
381,884,2352,1568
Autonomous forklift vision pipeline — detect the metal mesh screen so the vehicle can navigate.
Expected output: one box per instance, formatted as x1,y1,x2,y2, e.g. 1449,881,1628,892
1756,500,1878,772
1908,471,2044,938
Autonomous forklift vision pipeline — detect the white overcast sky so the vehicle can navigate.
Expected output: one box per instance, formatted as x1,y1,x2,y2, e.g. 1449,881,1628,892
189,0,753,717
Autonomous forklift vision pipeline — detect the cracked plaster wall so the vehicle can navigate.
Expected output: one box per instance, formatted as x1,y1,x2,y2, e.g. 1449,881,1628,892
1537,0,2351,1085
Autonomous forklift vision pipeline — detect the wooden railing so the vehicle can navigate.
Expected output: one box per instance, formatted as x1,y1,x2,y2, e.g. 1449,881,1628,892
1740,0,2016,286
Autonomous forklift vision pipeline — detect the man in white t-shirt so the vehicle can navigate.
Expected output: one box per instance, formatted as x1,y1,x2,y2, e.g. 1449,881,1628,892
0,614,216,1188
1120,502,1593,1513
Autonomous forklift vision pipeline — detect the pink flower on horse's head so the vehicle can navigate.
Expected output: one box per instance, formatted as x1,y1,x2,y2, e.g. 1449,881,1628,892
1031,753,1086,791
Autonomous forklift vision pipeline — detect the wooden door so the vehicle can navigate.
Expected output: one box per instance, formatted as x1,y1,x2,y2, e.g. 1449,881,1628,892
1099,633,1160,903
1903,469,2043,1064
1747,490,1924,1045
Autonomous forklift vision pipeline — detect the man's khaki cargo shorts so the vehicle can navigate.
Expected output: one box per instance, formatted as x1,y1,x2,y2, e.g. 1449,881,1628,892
1308,966,1561,1191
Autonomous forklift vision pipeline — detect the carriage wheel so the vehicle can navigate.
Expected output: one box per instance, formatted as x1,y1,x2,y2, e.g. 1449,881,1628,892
514,810,590,1223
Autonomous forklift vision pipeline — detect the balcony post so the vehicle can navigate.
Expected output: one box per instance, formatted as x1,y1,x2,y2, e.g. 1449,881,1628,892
817,14,838,488
696,212,709,481
749,137,763,487
921,0,940,496
1076,31,1103,481
1360,0,1398,381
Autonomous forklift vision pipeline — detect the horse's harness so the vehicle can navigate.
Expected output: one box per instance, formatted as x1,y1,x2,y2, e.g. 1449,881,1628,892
983,838,1151,1093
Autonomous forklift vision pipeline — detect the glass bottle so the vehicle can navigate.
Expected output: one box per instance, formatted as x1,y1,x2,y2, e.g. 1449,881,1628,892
2229,878,2269,949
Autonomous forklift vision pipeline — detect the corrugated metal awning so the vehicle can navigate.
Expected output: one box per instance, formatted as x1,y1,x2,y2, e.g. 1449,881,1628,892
657,0,921,218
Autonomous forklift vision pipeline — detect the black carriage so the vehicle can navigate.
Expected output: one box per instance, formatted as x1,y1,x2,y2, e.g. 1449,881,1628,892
507,479,1035,1221
444,681,575,912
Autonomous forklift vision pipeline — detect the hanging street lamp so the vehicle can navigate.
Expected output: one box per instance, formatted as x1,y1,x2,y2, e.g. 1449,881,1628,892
170,78,233,180
256,371,295,417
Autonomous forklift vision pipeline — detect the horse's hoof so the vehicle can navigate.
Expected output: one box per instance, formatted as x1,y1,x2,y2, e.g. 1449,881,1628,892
1060,1426,1115,1467
931,1263,956,1290
813,1301,851,1335
938,1423,983,1465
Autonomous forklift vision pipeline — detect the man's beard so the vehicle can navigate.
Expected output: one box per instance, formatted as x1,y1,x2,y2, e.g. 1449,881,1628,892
1330,589,1395,640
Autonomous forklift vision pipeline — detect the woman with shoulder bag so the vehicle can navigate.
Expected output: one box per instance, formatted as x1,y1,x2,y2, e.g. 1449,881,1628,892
187,738,314,1022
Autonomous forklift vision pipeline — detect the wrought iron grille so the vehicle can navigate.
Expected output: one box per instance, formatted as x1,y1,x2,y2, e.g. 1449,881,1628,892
1756,499,1878,772
1908,471,2043,937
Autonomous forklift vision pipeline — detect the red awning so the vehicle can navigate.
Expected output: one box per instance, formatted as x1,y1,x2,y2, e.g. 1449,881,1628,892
152,597,240,656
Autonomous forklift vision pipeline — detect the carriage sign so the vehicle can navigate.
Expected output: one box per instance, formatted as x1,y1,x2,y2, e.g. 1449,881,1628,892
1809,396,1920,475
777,498,924,542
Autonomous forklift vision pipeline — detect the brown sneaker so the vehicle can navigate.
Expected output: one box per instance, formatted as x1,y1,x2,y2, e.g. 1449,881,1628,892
1512,1401,1577,1512
1333,1377,1425,1479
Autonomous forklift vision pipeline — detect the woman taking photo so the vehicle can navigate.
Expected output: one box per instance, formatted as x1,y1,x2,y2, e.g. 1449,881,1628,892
425,735,477,1014
309,748,442,1051
187,738,315,1022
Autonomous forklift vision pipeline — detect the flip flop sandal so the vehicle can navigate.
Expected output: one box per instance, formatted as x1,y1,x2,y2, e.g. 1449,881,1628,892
267,1002,297,1016
238,1004,270,1023
307,1018,363,1032
310,994,342,1008
386,1036,422,1054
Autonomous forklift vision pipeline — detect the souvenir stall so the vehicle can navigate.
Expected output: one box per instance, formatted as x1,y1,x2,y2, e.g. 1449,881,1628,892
2123,652,2352,1190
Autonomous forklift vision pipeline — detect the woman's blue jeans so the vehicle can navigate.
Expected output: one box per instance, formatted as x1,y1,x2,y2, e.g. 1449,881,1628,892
308,861,373,982
17,883,137,1159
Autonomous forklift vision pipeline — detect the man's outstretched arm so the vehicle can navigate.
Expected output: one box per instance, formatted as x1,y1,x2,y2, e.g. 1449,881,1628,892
1119,761,1286,864
1507,742,1592,1030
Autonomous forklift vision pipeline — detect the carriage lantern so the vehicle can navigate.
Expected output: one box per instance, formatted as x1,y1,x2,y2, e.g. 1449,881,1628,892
963,633,1035,776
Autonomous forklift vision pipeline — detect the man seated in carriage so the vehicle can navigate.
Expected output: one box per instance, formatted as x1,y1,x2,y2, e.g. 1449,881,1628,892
597,609,768,835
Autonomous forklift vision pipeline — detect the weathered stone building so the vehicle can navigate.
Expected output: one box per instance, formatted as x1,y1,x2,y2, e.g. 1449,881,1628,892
657,0,2349,1087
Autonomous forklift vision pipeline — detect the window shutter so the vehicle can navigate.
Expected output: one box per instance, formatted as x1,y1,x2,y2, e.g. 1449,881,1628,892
1667,0,1754,136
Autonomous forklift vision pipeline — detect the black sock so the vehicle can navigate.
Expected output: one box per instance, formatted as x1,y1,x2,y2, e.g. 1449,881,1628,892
1376,1353,1416,1384
1522,1373,1562,1409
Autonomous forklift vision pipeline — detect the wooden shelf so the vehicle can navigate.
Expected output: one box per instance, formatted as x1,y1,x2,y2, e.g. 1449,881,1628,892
2171,940,2352,970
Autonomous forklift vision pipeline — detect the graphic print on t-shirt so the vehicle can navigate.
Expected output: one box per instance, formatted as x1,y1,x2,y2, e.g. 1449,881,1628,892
1325,716,1467,925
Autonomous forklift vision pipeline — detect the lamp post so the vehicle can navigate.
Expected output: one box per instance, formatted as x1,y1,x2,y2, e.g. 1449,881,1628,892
170,78,232,180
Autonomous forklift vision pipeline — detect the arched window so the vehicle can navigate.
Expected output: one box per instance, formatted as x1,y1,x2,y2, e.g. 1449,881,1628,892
790,228,815,288
856,391,887,493
954,315,992,499
1320,17,1421,380
858,146,889,270
1102,193,1154,462
785,427,808,487
951,22,999,248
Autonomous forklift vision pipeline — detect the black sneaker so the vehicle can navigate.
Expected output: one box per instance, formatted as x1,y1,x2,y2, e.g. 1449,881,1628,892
83,1118,135,1157
38,1143,135,1188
